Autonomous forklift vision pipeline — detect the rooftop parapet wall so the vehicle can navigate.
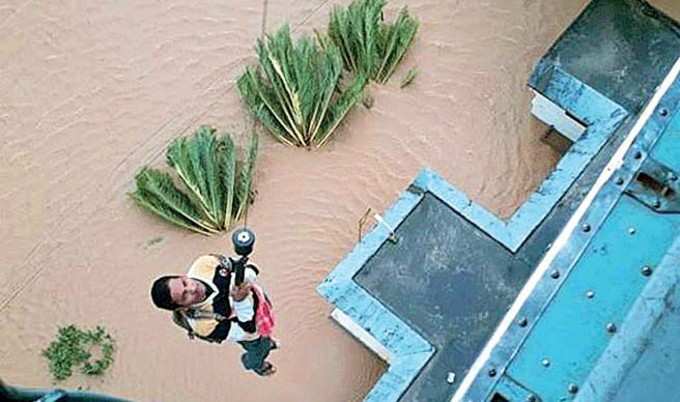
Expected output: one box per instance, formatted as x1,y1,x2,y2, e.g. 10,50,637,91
530,0,680,115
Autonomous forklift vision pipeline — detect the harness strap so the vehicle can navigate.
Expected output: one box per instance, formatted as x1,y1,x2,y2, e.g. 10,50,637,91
173,309,235,343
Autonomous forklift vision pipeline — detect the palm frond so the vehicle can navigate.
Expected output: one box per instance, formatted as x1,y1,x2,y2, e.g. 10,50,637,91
328,0,418,84
130,191,213,236
133,128,259,235
236,132,258,220
237,68,297,146
375,7,419,84
166,135,216,224
195,126,224,226
218,134,237,228
316,73,368,147
238,25,364,148
130,168,218,235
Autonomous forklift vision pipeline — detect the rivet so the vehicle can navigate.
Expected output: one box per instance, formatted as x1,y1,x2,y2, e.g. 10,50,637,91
586,290,595,299
551,270,560,279
641,266,653,276
607,323,617,333
542,358,551,367
653,200,661,208
568,383,579,394
518,317,528,327
628,227,636,235
615,177,624,185
660,108,669,117
634,151,642,160
488,368,497,377
582,223,591,232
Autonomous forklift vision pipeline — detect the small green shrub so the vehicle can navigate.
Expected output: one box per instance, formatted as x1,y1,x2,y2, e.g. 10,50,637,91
42,325,115,381
131,126,258,235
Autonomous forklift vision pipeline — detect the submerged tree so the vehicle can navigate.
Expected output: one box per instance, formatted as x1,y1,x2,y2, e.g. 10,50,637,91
131,126,257,235
328,0,419,84
238,25,367,148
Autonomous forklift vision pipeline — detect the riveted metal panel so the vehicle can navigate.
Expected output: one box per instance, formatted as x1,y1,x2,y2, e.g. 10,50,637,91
506,196,680,401
650,105,680,172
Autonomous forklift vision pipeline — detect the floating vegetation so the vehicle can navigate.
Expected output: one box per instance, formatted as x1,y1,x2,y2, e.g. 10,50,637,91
42,325,115,381
238,25,367,148
362,93,375,109
328,0,419,84
400,67,418,89
131,126,257,235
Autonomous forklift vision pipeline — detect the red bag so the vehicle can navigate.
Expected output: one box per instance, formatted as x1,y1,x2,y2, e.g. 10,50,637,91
252,284,275,336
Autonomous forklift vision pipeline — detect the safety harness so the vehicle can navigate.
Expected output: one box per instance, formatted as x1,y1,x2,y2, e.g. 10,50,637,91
172,254,260,343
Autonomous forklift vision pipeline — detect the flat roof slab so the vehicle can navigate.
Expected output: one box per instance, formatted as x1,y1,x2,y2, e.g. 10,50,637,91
355,193,533,400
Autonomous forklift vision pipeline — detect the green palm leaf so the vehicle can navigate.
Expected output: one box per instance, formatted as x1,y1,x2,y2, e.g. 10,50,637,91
375,7,419,84
195,126,224,226
218,135,237,228
130,167,218,235
133,128,258,235
316,73,368,147
166,135,215,224
238,25,364,148
236,132,258,221
130,191,214,236
328,0,418,84
238,68,297,146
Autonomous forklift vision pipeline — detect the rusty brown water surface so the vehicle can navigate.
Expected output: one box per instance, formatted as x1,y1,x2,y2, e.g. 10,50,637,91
2,1,679,401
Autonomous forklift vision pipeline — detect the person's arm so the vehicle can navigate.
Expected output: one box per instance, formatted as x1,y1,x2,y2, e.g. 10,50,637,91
199,289,256,342
243,265,258,285
200,297,256,342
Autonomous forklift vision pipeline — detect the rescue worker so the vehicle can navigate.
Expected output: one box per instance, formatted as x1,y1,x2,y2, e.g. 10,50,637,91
150,254,277,376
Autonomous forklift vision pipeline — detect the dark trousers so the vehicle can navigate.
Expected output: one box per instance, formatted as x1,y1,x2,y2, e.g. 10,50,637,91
238,336,275,375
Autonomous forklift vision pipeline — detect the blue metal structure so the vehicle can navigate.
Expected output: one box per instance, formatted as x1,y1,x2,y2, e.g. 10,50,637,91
461,61,680,402
317,1,680,401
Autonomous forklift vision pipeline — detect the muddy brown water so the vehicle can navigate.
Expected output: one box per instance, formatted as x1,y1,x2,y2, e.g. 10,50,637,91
2,1,679,401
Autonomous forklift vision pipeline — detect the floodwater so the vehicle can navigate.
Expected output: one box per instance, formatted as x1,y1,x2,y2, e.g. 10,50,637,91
1,1,678,401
